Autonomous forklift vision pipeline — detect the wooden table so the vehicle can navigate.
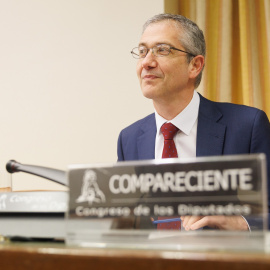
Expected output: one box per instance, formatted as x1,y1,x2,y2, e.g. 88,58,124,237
1,240,270,270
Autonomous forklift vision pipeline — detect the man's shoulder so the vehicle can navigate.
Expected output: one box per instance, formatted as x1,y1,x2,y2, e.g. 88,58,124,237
120,113,155,134
199,94,264,117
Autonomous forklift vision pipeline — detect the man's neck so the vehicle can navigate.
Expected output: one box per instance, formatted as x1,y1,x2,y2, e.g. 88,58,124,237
153,91,195,120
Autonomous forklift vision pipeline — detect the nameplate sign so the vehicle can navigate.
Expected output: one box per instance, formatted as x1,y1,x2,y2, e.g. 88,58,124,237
0,191,67,213
67,154,267,223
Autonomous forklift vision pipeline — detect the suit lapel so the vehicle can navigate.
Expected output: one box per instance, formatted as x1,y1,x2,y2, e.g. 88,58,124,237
137,114,156,160
196,95,226,157
135,95,226,159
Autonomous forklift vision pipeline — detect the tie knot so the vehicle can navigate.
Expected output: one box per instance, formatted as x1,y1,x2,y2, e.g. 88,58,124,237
161,123,179,140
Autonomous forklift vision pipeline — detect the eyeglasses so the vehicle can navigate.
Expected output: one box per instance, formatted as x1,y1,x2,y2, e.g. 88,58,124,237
131,43,196,59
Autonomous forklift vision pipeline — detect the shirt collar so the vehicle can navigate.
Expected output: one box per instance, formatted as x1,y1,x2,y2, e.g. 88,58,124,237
155,90,200,135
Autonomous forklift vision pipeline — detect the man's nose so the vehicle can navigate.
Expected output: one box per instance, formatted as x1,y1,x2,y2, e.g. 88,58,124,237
141,49,158,69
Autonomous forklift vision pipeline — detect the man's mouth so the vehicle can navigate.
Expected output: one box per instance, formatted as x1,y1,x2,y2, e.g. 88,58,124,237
143,74,159,80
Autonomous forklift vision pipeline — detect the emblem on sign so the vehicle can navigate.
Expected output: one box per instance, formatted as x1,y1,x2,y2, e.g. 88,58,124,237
76,169,106,205
0,194,7,210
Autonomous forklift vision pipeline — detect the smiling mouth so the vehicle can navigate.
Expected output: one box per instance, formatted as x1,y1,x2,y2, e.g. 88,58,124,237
143,75,159,79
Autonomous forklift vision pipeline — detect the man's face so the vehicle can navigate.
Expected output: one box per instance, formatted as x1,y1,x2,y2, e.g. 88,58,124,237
136,21,193,103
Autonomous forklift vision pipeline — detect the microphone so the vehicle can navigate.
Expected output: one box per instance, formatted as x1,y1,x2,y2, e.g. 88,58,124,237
6,160,67,186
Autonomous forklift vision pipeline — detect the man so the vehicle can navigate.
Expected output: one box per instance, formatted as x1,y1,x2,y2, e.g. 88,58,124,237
117,14,270,230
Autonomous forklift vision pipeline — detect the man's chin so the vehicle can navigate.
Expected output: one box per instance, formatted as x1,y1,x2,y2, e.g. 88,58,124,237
141,90,156,100
141,86,160,100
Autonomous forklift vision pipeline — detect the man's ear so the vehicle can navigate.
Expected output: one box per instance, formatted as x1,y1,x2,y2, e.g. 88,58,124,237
188,55,204,79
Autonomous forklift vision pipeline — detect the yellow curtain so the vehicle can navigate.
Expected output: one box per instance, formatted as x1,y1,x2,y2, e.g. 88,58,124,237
165,0,270,118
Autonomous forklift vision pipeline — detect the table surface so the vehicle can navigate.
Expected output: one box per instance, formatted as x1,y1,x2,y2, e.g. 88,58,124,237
1,240,270,270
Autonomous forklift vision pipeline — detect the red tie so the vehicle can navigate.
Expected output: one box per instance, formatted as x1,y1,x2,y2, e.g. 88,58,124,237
157,122,181,230
161,123,179,158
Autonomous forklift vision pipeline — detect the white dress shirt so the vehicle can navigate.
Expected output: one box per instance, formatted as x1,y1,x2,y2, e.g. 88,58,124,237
155,90,200,159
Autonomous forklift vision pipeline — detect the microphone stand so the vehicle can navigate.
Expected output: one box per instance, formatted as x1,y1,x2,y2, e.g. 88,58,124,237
6,160,67,186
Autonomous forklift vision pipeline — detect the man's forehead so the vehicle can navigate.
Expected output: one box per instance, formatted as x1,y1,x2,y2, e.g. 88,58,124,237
139,21,183,47
138,41,175,48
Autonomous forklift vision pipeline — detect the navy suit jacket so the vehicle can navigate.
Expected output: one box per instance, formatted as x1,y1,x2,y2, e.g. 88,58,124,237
117,94,270,228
